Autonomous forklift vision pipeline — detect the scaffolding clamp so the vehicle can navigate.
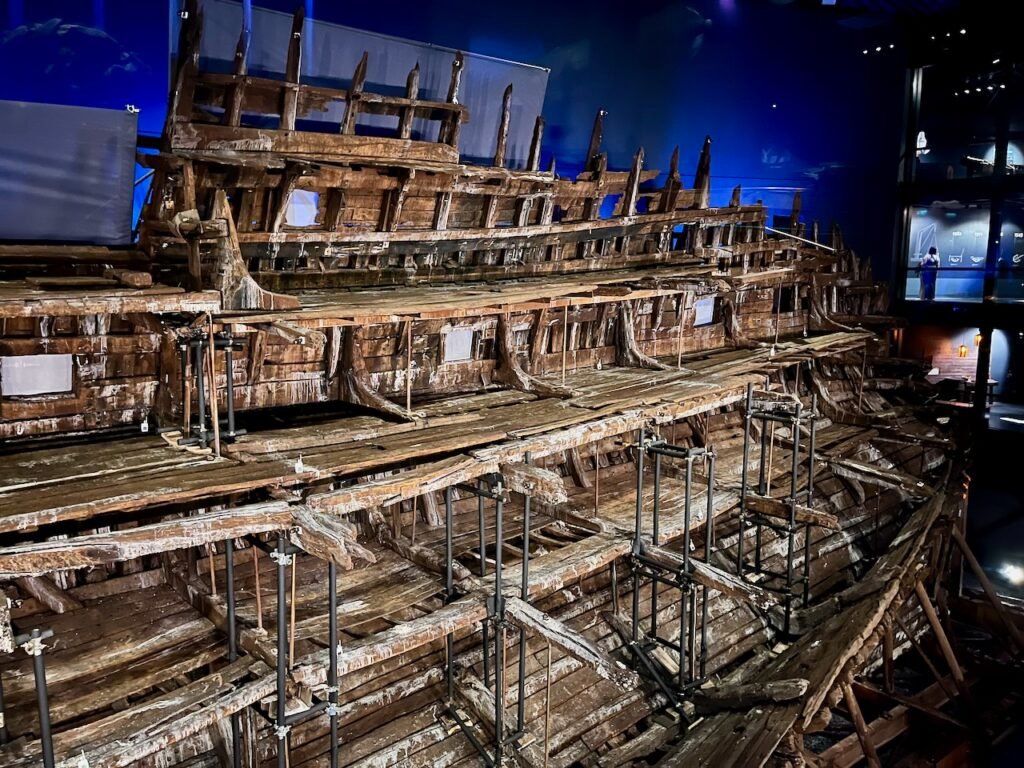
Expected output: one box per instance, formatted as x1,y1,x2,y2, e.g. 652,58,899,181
270,551,294,567
274,724,291,740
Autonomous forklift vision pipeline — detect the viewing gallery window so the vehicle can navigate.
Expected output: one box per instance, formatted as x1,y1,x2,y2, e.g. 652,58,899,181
994,195,1024,303
442,328,476,363
693,296,718,327
903,200,988,302
915,64,998,182
0,354,74,396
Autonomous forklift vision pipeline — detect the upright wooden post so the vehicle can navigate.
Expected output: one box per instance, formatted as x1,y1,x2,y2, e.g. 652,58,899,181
493,84,513,168
840,675,881,768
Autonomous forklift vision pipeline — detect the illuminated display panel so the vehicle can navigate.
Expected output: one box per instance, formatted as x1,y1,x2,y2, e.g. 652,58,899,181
903,201,988,302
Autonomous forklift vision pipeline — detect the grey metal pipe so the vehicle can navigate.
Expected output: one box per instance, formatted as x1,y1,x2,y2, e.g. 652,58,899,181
225,538,241,768
328,559,339,768
650,451,662,638
276,536,288,768
30,629,54,768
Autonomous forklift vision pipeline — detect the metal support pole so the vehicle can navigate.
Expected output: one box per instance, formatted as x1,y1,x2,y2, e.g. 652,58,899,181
785,406,802,635
275,536,289,768
445,486,455,704
701,452,716,679
328,560,339,768
494,483,505,758
678,587,687,689
179,343,190,435
650,451,662,638
193,340,208,448
754,415,766,572
0,671,7,746
224,337,237,438
632,430,646,643
804,396,818,608
737,384,753,573
27,629,54,768
517,458,531,732
683,458,693,573
479,481,491,688
226,538,241,768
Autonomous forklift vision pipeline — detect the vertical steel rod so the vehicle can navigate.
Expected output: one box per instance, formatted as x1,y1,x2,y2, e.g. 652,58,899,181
494,486,505,756
479,480,490,687
276,536,288,768
737,384,753,572
632,430,646,643
226,538,241,768
224,338,237,438
650,452,662,638
785,405,802,635
445,487,455,704
194,341,208,448
328,560,339,768
701,452,716,679
517,459,531,731
31,629,54,768
0,672,8,746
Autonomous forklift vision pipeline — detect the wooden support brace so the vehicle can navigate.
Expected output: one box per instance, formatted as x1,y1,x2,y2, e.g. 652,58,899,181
504,596,639,691
839,675,882,768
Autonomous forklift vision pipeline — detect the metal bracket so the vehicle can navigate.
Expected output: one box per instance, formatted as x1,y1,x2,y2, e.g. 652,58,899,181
325,703,339,718
274,724,291,740
20,636,46,657
270,551,294,567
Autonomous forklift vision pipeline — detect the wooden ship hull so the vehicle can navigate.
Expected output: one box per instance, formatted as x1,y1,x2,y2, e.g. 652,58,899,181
0,5,1018,768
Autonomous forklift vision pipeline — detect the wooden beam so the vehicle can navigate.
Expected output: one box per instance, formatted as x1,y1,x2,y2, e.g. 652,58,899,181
744,493,840,530
504,595,640,691
640,543,777,610
693,678,808,713
839,675,882,768
15,575,83,614
290,505,376,569
1,503,293,577
500,462,568,505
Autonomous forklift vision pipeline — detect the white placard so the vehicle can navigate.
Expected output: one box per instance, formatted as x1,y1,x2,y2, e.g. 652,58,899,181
1,354,73,396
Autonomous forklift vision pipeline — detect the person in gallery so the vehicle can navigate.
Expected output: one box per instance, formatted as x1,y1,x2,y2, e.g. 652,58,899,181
919,246,939,300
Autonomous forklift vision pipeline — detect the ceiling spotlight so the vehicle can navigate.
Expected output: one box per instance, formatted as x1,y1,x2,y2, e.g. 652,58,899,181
863,49,868,54
930,35,936,40
976,87,982,92
875,46,882,52
889,44,894,49
1000,84,1007,89
993,58,1001,64
964,89,971,94
772,103,777,108
960,28,967,35
987,85,994,91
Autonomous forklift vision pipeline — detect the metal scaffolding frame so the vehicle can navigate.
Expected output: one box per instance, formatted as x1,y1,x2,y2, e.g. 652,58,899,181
627,429,718,703
735,383,819,635
261,534,341,768
0,627,56,768
176,330,247,449
443,471,533,767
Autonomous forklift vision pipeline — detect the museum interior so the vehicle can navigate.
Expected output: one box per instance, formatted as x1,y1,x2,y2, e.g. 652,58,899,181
2,1,1024,766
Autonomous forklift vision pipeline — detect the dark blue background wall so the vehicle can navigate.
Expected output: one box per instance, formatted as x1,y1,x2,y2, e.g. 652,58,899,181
0,0,905,273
